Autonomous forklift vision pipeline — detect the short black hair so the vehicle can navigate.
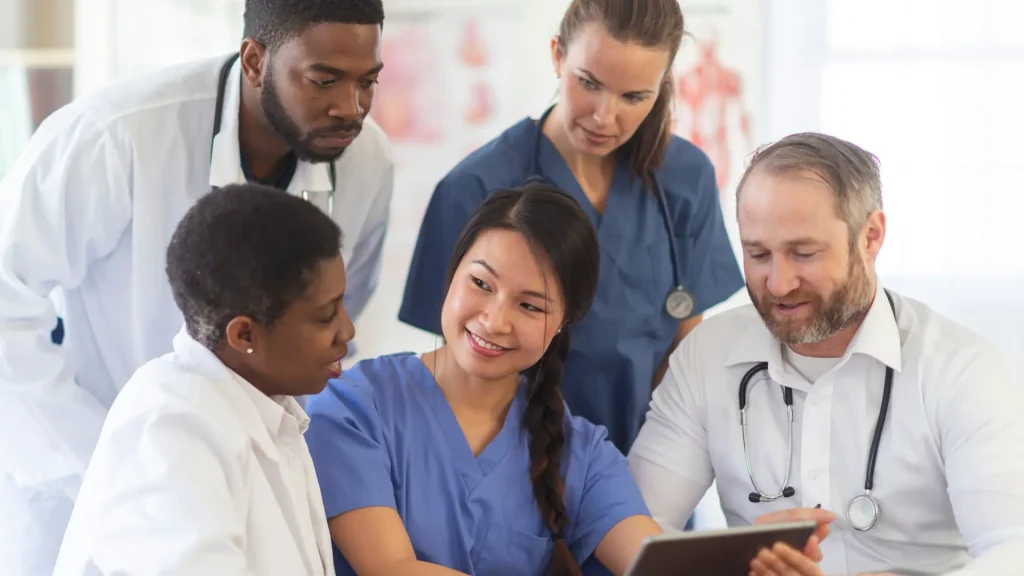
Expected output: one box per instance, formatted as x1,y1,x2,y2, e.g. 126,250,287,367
166,183,343,349
243,0,385,50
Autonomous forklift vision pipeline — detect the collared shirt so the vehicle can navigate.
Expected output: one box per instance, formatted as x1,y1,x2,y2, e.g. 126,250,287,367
53,327,333,575
628,282,1024,576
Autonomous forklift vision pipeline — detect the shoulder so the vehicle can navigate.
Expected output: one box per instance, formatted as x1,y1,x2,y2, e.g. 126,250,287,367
657,135,717,190
894,292,1008,386
687,304,761,356
434,118,537,196
76,56,222,131
104,355,250,453
305,352,425,424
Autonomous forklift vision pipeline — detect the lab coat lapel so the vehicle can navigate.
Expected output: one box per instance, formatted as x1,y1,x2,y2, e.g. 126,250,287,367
208,57,246,189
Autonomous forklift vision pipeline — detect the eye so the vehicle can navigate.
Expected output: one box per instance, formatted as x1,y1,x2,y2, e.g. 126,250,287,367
318,308,338,325
793,252,817,260
577,76,598,91
748,252,770,263
311,78,335,89
360,78,379,89
470,275,492,291
520,302,545,314
624,93,647,104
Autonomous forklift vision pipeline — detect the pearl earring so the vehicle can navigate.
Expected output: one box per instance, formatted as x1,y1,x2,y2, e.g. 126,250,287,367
246,348,253,354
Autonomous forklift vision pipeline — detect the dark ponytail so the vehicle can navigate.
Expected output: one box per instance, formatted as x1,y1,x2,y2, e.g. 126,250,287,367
522,331,579,576
441,182,600,576
623,77,674,190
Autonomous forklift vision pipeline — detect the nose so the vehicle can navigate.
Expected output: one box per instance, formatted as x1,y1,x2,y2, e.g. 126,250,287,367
335,309,356,353
766,258,800,297
479,301,513,335
329,84,364,121
592,93,616,127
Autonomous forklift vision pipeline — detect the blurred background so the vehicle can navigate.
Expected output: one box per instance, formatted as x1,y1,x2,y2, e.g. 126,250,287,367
2,0,1022,528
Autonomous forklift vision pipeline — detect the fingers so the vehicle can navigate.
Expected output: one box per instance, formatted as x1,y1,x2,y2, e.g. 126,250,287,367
755,507,837,527
813,522,831,543
802,535,823,563
749,543,825,576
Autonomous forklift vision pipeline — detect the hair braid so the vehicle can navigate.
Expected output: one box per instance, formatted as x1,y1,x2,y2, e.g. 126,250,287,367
523,331,581,576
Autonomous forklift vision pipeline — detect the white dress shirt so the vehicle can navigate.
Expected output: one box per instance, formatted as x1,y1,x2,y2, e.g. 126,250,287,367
0,54,391,575
628,283,1024,576
52,327,334,576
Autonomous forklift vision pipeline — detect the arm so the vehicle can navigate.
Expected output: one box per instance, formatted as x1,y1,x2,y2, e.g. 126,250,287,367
651,314,703,391
0,107,131,484
627,334,716,531
397,173,487,335
342,156,393,322
303,382,467,576
936,346,1024,576
328,509,467,576
63,406,252,574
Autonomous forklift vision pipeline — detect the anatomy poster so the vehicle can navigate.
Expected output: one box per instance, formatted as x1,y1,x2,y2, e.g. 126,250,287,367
672,0,763,251
369,7,525,248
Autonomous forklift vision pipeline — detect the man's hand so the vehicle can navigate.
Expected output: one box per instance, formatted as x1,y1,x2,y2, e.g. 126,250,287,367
754,507,836,563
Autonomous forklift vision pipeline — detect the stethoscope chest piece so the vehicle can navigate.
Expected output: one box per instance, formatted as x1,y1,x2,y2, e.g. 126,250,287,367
847,492,880,531
665,287,695,319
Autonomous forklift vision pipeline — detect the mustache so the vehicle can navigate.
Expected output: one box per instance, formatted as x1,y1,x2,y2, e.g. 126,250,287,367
311,122,362,137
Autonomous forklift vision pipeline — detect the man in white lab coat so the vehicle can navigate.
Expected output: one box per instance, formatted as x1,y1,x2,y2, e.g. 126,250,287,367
628,132,1024,576
0,1,393,574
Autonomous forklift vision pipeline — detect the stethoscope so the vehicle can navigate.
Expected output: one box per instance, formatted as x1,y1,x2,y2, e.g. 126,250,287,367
739,289,897,532
527,105,695,319
211,54,336,216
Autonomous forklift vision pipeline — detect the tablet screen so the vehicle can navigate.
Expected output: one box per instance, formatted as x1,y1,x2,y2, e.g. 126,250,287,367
624,521,817,576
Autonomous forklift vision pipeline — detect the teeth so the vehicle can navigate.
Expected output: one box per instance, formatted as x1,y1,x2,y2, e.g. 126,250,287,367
470,332,504,351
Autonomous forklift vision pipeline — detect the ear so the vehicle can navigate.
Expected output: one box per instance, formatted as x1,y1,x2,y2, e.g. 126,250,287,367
550,35,564,78
239,38,268,89
861,210,886,261
224,316,259,355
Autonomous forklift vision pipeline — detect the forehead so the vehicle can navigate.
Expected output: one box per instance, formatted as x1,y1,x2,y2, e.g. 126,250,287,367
302,255,346,303
738,169,846,242
565,23,670,90
278,22,382,73
464,229,558,291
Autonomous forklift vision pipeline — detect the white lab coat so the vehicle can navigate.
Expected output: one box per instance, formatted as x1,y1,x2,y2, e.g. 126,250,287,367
52,327,335,576
628,283,1024,576
0,54,392,575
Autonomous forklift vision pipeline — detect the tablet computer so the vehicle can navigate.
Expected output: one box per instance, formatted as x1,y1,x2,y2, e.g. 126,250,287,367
624,521,817,576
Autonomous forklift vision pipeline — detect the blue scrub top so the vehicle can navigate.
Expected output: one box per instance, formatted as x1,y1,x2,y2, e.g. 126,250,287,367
304,353,650,576
399,117,744,454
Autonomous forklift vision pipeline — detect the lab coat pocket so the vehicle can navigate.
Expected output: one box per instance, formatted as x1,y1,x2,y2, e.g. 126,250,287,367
473,523,553,576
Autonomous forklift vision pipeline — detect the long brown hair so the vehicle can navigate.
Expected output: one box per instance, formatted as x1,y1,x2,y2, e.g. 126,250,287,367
557,0,685,190
443,183,600,576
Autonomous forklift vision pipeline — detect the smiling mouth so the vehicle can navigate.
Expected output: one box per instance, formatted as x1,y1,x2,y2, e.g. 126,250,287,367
466,329,511,352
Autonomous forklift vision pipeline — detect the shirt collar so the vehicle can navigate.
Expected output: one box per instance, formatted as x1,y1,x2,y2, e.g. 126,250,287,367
208,56,332,195
171,326,309,459
724,280,902,383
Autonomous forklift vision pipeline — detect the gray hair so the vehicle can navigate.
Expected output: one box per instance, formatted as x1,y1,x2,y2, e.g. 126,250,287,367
736,132,883,237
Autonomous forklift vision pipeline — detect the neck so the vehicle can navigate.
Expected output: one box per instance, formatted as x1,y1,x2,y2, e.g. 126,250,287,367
238,81,292,181
216,347,276,397
424,346,520,419
541,103,615,186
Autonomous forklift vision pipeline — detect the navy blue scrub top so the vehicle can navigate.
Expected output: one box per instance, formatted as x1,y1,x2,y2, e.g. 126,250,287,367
399,117,743,455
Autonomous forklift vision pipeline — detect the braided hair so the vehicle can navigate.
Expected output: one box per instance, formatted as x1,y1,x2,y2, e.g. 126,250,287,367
443,182,600,575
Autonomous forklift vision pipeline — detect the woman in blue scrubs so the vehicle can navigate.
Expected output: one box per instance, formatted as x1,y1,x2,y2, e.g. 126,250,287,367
304,183,811,576
398,0,744,456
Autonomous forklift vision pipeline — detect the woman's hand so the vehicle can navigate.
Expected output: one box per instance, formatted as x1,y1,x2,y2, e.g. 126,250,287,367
749,542,824,576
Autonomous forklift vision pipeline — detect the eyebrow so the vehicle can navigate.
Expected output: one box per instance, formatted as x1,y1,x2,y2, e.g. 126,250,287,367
307,62,384,77
471,259,552,302
741,239,825,249
578,67,656,96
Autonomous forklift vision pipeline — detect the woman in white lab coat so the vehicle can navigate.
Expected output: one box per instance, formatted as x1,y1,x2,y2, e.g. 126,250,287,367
52,182,355,576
